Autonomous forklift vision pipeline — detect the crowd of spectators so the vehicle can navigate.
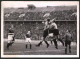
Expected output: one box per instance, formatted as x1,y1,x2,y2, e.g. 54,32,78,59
4,8,77,41
4,9,77,21
4,21,77,41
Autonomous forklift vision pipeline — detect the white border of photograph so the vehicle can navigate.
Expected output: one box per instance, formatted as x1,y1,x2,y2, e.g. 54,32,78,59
1,1,79,58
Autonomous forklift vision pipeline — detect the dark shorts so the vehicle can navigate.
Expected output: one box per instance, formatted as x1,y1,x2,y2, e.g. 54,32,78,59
65,40,71,47
43,29,49,38
49,29,59,35
43,29,59,38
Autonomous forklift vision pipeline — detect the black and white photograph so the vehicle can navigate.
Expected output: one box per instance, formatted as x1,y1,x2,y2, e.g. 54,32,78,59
1,1,79,58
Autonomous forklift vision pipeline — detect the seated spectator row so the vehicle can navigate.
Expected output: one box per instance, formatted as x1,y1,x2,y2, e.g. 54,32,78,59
4,10,77,21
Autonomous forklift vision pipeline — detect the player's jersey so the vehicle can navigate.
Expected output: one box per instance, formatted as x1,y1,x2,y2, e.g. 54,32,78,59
8,28,14,32
43,20,50,30
8,28,14,42
65,32,72,41
49,22,58,29
8,28,14,35
26,33,31,38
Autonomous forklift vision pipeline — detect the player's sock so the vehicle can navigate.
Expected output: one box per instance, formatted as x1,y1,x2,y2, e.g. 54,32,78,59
47,44,49,48
53,39,58,49
65,47,67,54
69,46,71,53
44,41,49,48
69,49,71,53
7,43,9,49
7,43,10,49
30,44,32,49
26,44,27,48
36,41,42,46
51,40,53,44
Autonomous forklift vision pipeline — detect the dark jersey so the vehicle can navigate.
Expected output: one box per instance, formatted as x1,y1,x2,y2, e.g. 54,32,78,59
65,32,72,41
26,33,31,38
8,29,14,33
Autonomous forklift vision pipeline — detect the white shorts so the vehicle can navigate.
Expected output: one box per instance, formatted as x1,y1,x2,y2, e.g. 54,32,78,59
8,35,14,43
48,33,53,37
26,38,31,43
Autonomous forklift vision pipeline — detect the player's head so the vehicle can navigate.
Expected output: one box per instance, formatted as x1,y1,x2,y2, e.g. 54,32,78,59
47,18,50,22
10,24,14,30
66,30,70,33
27,31,31,34
47,18,51,24
9,25,13,29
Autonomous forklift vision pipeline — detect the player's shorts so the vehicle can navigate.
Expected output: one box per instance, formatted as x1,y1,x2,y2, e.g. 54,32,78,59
26,38,31,43
48,33,53,37
43,29,49,38
65,40,71,47
8,34,14,43
53,29,59,35
49,29,59,36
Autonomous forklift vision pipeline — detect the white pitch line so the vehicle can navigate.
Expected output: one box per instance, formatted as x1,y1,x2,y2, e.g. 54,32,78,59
4,49,76,54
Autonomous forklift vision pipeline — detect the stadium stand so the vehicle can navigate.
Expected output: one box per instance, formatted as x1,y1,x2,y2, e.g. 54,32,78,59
4,6,77,41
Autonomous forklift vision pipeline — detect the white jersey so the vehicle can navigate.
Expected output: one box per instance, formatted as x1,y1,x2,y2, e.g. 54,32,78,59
49,22,58,29
42,20,49,30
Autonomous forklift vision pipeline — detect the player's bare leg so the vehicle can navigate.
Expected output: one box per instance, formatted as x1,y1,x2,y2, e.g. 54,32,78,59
36,40,43,47
65,47,67,54
53,39,58,49
26,44,27,49
44,40,49,48
36,37,49,48
7,43,10,49
58,38,64,46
